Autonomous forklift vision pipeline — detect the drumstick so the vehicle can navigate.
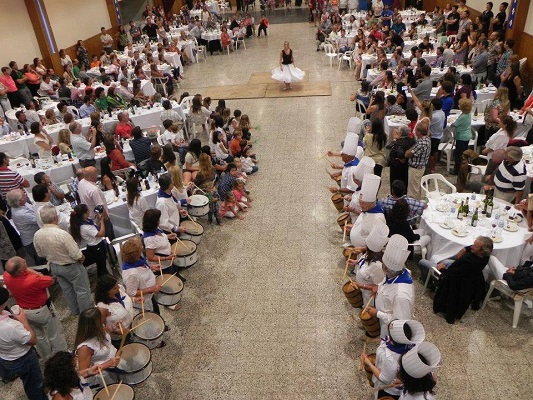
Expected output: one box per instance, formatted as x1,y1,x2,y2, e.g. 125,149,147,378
161,272,177,286
110,381,122,400
361,294,376,315
174,235,192,252
343,220,348,242
360,342,367,371
140,290,145,319
98,367,109,395
130,317,153,331
342,252,353,281
190,182,206,194
187,213,202,228
158,257,163,276
372,383,402,391
116,324,128,357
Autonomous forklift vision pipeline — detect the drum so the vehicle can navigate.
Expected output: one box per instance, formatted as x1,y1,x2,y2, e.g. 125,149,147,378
342,281,363,308
359,310,380,338
172,240,198,268
94,383,135,399
154,274,184,306
337,213,351,229
363,353,376,387
116,343,152,386
179,220,204,245
342,246,355,259
188,194,209,217
331,193,344,212
334,174,342,186
130,312,165,349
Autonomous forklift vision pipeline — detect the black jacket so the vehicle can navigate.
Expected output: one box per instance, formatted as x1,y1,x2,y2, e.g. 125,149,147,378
503,261,533,291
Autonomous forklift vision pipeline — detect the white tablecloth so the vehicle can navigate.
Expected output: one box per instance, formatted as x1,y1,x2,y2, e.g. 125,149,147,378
202,31,221,42
421,193,528,267
108,187,159,236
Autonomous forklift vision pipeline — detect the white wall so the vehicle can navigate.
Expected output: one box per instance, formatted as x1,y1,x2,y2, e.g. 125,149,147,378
464,0,490,13
525,1,533,36
0,1,42,66
44,0,111,50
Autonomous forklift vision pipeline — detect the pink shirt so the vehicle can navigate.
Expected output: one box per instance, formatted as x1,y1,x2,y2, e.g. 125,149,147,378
0,74,17,92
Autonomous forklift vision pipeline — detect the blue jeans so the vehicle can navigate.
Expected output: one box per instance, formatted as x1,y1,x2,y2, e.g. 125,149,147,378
419,258,455,281
0,348,47,400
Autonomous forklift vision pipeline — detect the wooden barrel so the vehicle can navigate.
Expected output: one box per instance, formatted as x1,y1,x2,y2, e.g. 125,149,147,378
359,310,380,338
334,174,342,186
363,353,376,387
342,281,363,308
331,193,344,212
337,213,350,229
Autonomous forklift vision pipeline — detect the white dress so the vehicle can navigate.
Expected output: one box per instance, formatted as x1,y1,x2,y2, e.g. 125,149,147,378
122,265,156,312
76,334,117,386
271,49,305,84
96,285,135,341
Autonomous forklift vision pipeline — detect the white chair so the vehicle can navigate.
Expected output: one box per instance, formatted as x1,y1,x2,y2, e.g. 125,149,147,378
67,106,79,118
409,240,428,262
324,44,338,67
421,173,457,200
423,266,441,293
468,127,478,154
519,57,527,73
355,99,367,119
438,129,455,173
193,38,207,62
131,221,143,235
151,76,169,97
221,42,231,55
180,95,194,111
234,36,246,50
338,51,353,69
187,112,207,140
447,34,457,44
481,99,492,112
467,155,488,185
9,157,32,169
110,233,138,267
482,279,533,328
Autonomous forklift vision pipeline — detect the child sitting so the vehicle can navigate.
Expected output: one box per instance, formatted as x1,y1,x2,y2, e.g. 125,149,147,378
219,191,246,220
232,180,252,209
258,14,269,37
204,180,221,225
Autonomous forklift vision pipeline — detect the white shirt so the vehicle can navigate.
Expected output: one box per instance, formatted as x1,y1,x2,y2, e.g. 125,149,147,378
355,258,385,305
10,204,40,246
78,179,108,219
350,212,386,247
122,265,155,311
80,222,102,247
160,129,176,146
372,341,402,396
71,134,95,161
34,224,83,265
155,195,180,232
375,276,414,338
38,80,57,97
127,196,150,228
143,233,172,256
96,285,134,341
33,201,70,231
0,311,32,361
485,129,510,160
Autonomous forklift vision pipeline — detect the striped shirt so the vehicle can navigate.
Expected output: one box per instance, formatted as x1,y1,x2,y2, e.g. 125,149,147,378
494,160,526,193
0,167,24,199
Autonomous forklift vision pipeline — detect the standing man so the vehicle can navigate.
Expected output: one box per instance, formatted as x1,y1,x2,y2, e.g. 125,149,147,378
100,27,114,54
142,18,158,42
3,256,68,361
0,287,47,400
33,205,92,315
495,38,514,86
487,31,501,83
472,40,489,83
70,122,96,168
491,2,508,36
405,124,431,200
0,152,30,200
445,5,460,36
129,21,142,44
480,2,494,35
8,61,32,106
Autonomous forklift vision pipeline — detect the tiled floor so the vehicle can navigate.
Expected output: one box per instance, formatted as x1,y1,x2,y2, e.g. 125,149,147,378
4,18,533,400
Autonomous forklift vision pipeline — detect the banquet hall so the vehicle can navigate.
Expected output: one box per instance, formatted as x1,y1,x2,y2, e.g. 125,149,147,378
1,1,533,399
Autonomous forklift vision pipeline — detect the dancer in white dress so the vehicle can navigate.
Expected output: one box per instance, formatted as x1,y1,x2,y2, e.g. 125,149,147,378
271,41,305,90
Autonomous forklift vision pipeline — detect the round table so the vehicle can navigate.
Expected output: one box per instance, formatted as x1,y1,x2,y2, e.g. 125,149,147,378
420,193,528,267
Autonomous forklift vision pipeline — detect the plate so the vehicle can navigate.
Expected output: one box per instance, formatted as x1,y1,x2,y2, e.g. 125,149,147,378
435,204,449,212
514,214,524,223
490,235,503,243
503,224,519,232
439,222,452,229
452,229,468,237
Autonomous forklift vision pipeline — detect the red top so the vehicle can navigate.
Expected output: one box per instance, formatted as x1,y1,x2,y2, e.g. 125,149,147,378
109,148,131,171
3,270,54,309
115,123,133,139
229,138,241,156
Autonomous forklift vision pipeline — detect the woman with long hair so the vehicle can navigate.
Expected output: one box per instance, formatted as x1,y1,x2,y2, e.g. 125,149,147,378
105,139,135,171
44,351,94,400
74,307,120,386
95,274,135,348
57,128,72,155
126,176,150,229
500,54,523,109
23,64,41,97
194,153,216,188
183,138,202,184
70,204,108,277
453,73,473,108
363,118,387,176
483,86,510,143
387,125,416,188
31,122,54,159
168,165,189,202
366,90,386,120
271,41,305,91
161,143,177,170
76,40,90,70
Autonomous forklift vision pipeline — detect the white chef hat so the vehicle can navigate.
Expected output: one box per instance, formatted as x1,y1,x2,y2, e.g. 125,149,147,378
360,173,381,203
382,234,410,271
353,156,375,182
388,319,426,345
401,342,441,379
365,223,389,252
346,116,362,134
342,131,359,156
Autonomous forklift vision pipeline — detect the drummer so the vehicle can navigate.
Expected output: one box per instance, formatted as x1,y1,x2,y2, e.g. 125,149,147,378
365,235,414,339
348,174,386,247
328,131,363,195
349,223,389,308
74,307,121,388
95,275,136,349
44,351,95,400
142,208,187,286
344,156,378,223
120,237,163,315
156,173,189,234
362,319,426,399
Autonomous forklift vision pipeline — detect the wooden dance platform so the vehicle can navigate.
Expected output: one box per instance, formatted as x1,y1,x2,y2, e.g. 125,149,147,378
203,72,331,100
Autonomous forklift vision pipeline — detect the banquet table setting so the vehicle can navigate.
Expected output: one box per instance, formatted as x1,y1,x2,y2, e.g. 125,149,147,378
420,193,529,267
